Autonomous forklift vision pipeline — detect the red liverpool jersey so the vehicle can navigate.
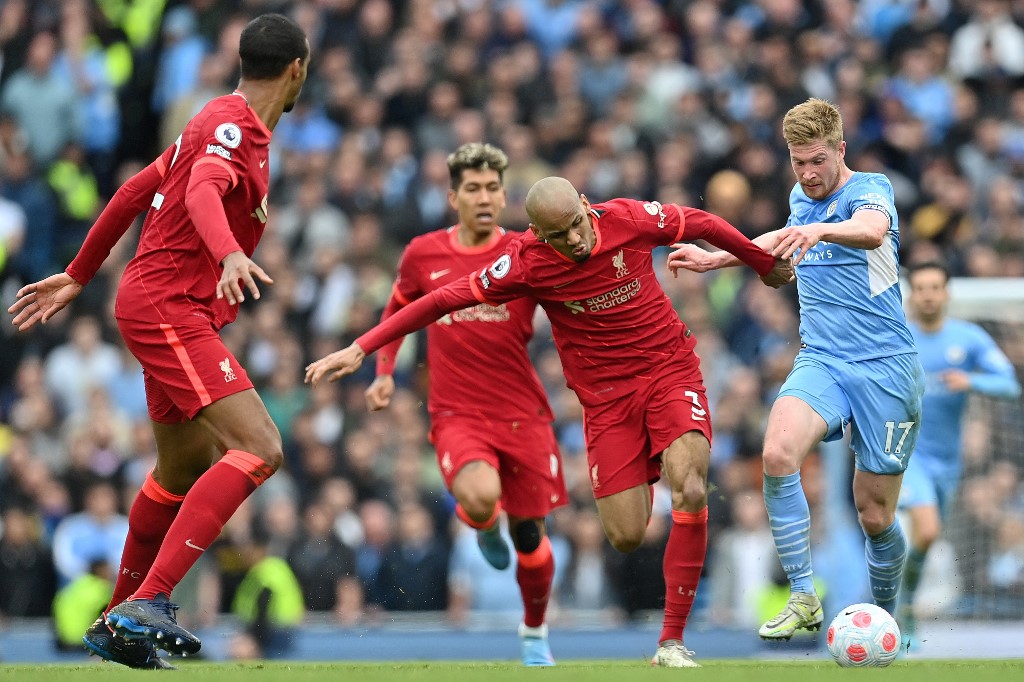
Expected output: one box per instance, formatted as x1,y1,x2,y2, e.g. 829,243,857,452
115,92,271,329
384,226,552,422
356,198,774,407
468,199,696,405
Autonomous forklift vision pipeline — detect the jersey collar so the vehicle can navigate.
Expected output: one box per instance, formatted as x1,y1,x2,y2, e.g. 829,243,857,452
232,89,272,139
447,225,505,253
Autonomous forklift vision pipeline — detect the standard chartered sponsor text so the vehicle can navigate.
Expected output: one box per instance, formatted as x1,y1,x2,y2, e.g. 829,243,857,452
584,278,641,311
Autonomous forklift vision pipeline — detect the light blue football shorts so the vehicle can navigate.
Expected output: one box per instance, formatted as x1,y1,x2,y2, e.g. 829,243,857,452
778,349,925,475
898,455,960,519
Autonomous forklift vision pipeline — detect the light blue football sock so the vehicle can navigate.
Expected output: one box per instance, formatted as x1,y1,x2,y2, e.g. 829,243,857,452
866,518,907,615
764,472,815,595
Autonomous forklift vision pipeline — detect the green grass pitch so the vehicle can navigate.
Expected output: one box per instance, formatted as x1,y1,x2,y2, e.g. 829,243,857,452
1,660,1022,681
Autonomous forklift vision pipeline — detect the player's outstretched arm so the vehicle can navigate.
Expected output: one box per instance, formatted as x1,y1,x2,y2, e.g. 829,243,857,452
307,277,482,387
774,211,888,264
306,342,366,386
8,272,83,331
668,225,784,275
667,243,731,276
64,157,166,286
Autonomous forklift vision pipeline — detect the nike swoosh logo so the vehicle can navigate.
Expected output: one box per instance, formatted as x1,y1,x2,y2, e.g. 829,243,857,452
429,269,451,280
185,539,207,551
259,159,267,168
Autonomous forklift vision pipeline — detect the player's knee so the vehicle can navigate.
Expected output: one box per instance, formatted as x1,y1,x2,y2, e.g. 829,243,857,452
761,441,798,476
606,526,644,553
245,422,284,472
512,520,543,553
918,523,941,547
456,489,500,520
858,508,895,537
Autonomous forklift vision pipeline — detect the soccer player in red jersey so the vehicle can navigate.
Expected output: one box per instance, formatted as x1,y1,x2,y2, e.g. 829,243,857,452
307,176,794,667
364,143,565,666
8,14,309,666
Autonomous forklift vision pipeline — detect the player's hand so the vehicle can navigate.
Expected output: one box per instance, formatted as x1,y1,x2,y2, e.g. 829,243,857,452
940,369,971,393
7,272,83,331
305,342,366,386
772,225,822,265
667,243,722,276
760,257,795,288
218,251,273,305
365,375,396,411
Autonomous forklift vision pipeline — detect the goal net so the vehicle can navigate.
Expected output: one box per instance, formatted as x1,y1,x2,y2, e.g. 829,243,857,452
914,277,1024,622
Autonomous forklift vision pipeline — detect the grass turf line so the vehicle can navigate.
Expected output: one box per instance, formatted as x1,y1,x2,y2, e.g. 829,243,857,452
0,660,1022,681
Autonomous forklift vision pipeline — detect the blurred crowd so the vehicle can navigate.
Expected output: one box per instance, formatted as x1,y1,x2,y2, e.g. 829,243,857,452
1,0,1024,653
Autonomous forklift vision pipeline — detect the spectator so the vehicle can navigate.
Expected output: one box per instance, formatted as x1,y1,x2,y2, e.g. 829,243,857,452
52,558,113,651
0,31,82,167
50,481,128,586
231,526,305,659
0,505,57,617
375,500,449,611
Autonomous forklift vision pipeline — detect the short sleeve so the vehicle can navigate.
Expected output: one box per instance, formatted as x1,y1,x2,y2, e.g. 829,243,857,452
846,176,896,230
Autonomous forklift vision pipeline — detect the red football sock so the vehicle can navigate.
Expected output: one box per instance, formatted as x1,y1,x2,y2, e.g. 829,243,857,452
660,507,708,644
132,450,273,600
105,473,184,613
455,501,501,530
517,535,554,628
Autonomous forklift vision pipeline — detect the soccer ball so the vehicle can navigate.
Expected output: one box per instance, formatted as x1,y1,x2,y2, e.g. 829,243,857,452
826,603,901,667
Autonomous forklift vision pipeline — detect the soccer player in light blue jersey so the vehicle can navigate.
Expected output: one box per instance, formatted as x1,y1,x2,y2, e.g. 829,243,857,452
897,261,1020,637
668,98,925,640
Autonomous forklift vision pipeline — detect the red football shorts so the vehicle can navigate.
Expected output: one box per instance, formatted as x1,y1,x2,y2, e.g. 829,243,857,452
430,415,568,518
117,317,253,423
582,356,713,499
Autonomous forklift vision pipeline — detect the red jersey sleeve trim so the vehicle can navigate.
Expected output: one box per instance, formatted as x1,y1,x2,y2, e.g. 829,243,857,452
468,272,498,305
155,155,167,177
192,156,238,190
672,204,686,242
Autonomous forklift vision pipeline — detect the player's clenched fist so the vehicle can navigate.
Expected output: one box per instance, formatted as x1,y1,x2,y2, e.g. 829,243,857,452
365,374,395,411
305,342,366,386
761,257,795,288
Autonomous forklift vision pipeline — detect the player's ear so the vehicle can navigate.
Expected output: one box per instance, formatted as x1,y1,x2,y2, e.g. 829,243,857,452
529,224,545,243
448,188,458,211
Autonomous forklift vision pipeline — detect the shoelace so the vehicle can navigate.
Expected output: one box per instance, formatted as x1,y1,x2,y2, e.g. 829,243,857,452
664,642,696,657
149,599,181,622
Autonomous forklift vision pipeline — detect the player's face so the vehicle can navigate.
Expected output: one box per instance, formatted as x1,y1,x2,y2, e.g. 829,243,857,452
531,195,596,262
908,267,949,323
449,168,506,239
789,139,845,201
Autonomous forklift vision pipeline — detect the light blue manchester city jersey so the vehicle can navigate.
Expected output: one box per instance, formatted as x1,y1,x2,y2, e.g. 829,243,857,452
787,172,915,360
909,318,1020,468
